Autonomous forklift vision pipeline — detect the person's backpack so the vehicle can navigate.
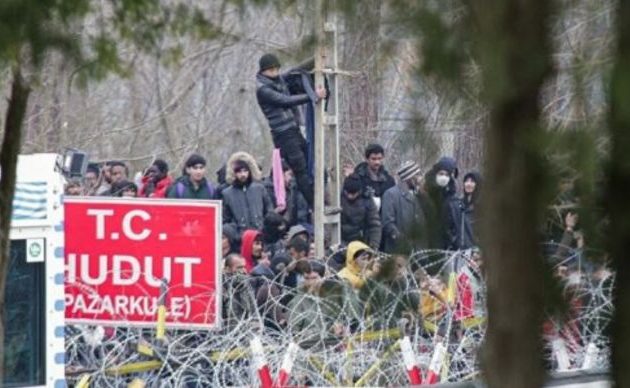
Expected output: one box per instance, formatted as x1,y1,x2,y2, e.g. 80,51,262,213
175,181,215,199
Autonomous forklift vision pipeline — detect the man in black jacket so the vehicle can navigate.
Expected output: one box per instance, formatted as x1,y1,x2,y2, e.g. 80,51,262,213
354,143,396,209
255,53,326,209
340,174,382,250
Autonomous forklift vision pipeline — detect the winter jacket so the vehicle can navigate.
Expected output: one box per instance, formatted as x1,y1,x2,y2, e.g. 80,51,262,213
261,214,288,260
424,157,460,249
338,241,372,289
359,276,421,330
248,265,287,331
139,175,173,198
222,152,274,233
381,182,429,253
165,175,215,200
340,194,382,250
353,162,396,199
256,73,314,134
222,223,241,256
241,229,262,272
222,273,257,330
287,288,336,348
452,200,476,250
453,171,482,250
222,182,272,233
287,280,361,348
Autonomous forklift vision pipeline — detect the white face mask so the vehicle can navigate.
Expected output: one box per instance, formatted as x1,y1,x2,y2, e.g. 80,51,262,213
436,175,450,187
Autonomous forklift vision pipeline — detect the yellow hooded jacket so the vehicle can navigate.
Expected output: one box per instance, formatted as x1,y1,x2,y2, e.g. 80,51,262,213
338,241,372,289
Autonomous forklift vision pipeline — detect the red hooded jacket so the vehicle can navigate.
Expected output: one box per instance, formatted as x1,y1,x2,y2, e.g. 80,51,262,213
240,229,261,273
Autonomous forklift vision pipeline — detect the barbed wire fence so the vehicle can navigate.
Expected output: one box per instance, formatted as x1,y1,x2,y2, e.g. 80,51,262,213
64,244,612,387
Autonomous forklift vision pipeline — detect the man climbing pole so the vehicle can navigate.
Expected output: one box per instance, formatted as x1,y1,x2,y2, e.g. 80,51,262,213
255,53,327,210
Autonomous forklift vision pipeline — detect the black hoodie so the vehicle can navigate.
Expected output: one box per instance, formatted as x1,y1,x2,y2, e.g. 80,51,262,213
424,156,460,249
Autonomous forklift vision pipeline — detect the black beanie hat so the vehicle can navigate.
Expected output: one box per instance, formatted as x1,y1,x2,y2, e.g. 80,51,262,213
185,153,206,168
343,174,362,194
259,54,281,72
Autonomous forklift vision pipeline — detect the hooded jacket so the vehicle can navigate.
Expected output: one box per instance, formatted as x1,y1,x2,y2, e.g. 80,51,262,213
354,162,396,199
256,73,313,134
286,224,310,242
424,156,460,250
241,229,262,273
338,241,372,289
222,152,273,233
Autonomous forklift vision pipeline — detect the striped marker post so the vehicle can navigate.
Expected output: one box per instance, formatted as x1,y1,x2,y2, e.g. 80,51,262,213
274,342,299,387
250,336,273,388
400,336,423,385
425,342,447,384
582,342,599,370
552,338,570,371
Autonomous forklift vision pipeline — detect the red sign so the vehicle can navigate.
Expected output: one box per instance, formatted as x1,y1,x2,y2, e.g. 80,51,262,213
64,197,222,329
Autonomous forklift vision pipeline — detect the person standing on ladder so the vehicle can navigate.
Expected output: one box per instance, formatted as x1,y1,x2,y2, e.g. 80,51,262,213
255,53,327,210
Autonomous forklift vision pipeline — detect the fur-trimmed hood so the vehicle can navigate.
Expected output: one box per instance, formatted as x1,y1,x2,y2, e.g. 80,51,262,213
225,151,262,184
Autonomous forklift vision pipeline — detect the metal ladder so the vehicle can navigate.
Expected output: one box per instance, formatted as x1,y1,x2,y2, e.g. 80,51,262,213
314,0,341,259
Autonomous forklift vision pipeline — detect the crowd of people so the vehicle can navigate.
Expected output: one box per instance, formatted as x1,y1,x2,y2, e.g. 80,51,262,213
65,135,490,340
62,53,611,367
65,145,481,252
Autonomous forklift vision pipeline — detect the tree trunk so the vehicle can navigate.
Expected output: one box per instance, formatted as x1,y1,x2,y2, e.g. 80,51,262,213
607,1,630,385
472,2,552,387
0,68,31,382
